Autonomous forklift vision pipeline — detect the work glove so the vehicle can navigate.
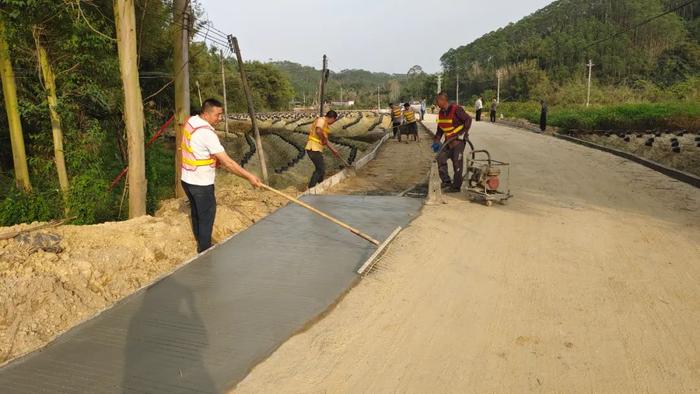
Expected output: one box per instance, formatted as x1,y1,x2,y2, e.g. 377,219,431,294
431,142,441,153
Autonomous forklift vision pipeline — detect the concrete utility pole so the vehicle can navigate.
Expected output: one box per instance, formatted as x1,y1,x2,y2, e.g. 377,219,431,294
0,16,31,192
229,35,269,184
377,85,380,111
220,50,229,135
455,72,460,105
173,0,190,198
319,54,327,116
586,59,594,107
496,70,501,103
114,0,146,217
437,73,442,94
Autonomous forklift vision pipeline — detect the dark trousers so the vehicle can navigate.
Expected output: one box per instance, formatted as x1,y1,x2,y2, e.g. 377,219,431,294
307,149,325,188
437,140,466,189
420,110,425,121
392,122,401,138
540,112,547,131
490,110,496,122
475,109,482,121
181,181,216,253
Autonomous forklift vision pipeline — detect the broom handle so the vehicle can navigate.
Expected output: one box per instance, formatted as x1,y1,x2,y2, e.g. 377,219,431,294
260,184,380,246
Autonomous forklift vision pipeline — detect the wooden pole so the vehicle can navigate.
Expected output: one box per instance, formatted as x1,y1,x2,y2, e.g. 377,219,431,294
319,54,327,116
114,0,147,218
33,27,69,199
220,49,229,135
0,16,31,192
229,35,269,184
173,0,190,198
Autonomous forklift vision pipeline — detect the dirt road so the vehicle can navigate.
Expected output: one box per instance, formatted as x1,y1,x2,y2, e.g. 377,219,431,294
328,126,434,195
234,119,700,393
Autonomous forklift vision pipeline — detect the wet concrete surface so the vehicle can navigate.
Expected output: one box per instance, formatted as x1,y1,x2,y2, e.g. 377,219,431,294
0,195,422,393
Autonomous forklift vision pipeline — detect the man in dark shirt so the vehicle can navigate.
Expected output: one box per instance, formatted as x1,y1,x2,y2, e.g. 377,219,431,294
433,92,472,192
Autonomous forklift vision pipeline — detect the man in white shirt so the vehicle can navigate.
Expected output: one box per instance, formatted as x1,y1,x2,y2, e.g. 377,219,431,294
181,98,261,253
475,97,483,121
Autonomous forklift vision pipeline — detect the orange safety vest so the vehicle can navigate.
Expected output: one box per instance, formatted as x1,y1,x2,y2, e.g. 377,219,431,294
307,117,330,145
181,116,218,171
404,109,416,123
391,106,402,120
437,104,464,137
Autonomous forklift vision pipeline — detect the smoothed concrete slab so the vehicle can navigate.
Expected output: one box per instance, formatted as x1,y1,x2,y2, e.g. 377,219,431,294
0,195,421,393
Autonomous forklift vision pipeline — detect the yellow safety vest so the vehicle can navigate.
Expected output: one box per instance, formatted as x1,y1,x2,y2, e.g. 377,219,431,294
181,117,217,170
391,107,402,119
404,109,416,123
306,117,330,151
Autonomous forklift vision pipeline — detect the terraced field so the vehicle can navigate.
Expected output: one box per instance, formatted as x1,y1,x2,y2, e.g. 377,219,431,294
221,111,390,190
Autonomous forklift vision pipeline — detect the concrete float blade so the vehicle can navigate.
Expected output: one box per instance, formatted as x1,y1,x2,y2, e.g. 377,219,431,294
0,195,421,393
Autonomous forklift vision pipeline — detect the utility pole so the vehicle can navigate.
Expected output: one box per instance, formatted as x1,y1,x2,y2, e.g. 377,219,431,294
303,91,306,107
173,0,189,198
377,85,380,111
340,86,343,104
319,54,328,117
496,70,501,103
195,80,202,107
456,72,460,105
114,0,146,217
229,35,269,184
0,16,31,191
220,49,229,135
586,59,594,107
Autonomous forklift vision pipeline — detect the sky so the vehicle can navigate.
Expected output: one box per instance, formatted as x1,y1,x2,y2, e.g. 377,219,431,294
201,0,555,74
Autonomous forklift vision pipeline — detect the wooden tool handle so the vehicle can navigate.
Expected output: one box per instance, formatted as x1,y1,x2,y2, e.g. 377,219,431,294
261,184,380,246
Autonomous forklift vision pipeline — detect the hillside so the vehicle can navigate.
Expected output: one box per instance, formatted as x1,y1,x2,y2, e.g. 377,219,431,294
440,0,700,103
270,61,436,108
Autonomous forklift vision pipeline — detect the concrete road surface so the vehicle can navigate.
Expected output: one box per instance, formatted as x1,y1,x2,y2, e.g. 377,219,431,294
234,119,700,393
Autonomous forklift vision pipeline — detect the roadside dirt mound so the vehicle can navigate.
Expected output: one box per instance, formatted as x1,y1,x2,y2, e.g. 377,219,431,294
0,181,287,366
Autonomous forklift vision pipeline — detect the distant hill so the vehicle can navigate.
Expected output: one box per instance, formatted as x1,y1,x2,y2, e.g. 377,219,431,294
440,0,700,103
270,61,437,108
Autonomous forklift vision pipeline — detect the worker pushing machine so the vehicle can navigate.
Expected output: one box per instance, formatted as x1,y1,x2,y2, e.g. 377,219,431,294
181,98,262,253
389,102,403,139
432,91,473,192
305,110,342,188
400,102,419,142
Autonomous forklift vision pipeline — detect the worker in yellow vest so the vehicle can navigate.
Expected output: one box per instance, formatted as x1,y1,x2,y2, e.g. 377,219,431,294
305,110,341,188
401,102,419,142
433,92,472,192
181,98,261,253
389,102,403,139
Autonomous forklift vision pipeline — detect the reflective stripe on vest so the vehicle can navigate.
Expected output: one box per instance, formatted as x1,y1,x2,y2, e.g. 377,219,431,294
437,104,464,137
308,117,329,144
404,110,416,123
181,117,217,171
391,107,402,118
